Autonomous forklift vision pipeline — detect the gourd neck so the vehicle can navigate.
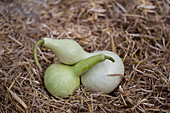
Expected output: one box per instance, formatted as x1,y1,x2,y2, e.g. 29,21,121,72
42,38,60,51
72,54,115,76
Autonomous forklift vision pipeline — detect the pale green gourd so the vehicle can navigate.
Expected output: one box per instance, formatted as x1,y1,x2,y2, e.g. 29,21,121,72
33,38,86,71
35,54,115,97
33,38,124,94
81,51,124,94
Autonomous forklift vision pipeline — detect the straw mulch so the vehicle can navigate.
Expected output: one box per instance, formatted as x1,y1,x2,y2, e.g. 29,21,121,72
0,0,169,112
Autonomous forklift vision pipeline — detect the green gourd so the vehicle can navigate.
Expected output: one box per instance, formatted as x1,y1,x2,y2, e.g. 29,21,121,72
33,38,124,94
81,51,124,94
33,38,86,71
36,54,115,97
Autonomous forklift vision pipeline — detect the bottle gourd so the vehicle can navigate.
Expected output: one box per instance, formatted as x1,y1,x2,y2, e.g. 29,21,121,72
33,38,124,94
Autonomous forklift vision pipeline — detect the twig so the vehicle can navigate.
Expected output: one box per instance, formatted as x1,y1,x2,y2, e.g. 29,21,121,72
7,35,23,46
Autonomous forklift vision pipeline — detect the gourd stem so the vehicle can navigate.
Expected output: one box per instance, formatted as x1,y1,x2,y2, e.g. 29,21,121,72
33,39,44,71
105,56,115,63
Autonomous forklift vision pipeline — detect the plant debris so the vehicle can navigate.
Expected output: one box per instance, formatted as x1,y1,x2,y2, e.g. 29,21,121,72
0,0,169,112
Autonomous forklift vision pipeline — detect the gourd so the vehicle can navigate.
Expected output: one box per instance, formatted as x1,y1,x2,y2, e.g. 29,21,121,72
33,38,124,94
35,54,115,97
33,38,87,71
81,51,124,94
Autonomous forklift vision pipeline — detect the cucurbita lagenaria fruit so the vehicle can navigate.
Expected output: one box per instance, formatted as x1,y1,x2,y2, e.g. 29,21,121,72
81,51,124,94
33,38,86,71
33,38,124,94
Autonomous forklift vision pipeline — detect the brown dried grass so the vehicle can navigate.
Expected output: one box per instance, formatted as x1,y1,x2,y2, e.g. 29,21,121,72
0,0,170,112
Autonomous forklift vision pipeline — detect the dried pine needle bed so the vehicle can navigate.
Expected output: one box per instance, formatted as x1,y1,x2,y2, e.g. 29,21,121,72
0,0,169,112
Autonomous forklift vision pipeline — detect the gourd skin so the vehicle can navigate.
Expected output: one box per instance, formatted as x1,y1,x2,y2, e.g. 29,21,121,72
43,38,87,65
44,63,80,97
81,51,124,94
